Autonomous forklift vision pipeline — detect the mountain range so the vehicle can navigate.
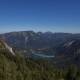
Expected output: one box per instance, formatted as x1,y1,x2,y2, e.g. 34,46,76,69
0,31,80,67
1,31,79,49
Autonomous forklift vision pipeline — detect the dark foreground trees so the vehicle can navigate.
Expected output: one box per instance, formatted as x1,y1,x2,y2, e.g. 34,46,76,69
0,50,80,80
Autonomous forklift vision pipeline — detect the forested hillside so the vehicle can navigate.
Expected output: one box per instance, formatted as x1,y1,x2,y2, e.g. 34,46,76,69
0,41,80,80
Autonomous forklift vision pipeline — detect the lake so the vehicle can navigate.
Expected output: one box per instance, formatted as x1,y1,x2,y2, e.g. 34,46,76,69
31,51,54,58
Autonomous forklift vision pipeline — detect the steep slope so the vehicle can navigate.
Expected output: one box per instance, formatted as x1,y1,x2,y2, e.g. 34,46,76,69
54,39,80,67
0,39,15,55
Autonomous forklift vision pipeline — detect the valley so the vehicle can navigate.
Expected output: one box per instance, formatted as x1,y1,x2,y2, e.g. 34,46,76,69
0,31,80,64
0,31,80,80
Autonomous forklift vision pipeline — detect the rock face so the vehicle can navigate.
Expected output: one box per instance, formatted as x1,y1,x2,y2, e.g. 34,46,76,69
0,39,15,55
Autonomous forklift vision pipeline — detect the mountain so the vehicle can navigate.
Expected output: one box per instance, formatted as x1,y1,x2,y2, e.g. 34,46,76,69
0,41,80,80
0,31,80,62
0,31,80,80
0,32,79,50
0,31,70,57
0,39,58,80
53,39,80,67
0,31,74,49
1,31,80,49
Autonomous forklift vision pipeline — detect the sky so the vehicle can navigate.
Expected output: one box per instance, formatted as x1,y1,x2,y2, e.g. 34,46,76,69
0,0,80,33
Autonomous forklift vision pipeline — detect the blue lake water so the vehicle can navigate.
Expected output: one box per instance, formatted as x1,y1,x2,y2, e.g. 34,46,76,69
31,52,54,58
